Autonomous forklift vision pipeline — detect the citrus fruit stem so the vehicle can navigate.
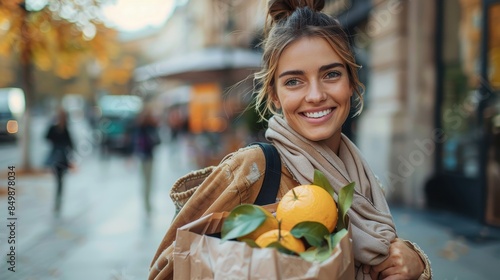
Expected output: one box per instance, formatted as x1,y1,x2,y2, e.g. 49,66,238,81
278,219,283,241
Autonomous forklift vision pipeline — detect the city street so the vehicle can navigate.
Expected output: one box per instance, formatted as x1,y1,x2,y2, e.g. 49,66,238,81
0,115,198,280
0,117,499,279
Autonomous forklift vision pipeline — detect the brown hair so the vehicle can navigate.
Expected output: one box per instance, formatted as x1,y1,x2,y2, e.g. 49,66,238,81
254,0,364,121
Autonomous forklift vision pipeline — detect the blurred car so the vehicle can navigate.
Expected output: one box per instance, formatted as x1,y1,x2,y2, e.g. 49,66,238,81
0,88,25,142
97,95,143,155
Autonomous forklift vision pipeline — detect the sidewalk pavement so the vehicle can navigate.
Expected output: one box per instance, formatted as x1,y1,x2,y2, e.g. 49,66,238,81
391,205,500,280
0,139,197,280
1,140,500,280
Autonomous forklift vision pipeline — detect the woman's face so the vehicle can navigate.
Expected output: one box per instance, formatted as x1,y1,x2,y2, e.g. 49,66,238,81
273,36,352,150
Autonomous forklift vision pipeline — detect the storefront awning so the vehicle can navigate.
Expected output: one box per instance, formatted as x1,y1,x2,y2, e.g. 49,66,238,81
134,47,263,84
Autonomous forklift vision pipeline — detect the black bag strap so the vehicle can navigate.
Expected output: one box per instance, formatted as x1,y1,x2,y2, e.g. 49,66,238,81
250,142,282,205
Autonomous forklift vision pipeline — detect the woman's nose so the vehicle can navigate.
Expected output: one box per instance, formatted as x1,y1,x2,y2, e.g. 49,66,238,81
305,83,327,103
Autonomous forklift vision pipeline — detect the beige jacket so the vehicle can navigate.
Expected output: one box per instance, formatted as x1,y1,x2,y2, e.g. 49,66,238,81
149,145,297,280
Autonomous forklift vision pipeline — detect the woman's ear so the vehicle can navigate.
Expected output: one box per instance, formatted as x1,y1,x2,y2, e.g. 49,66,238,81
272,98,280,109
270,87,281,109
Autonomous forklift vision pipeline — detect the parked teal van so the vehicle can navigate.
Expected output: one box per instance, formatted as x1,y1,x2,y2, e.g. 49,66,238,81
0,88,25,142
97,95,143,154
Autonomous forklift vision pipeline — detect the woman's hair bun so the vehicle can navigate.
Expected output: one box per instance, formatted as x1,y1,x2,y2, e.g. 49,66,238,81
268,0,325,23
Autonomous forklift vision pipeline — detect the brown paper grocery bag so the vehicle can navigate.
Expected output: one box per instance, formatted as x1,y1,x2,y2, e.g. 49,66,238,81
173,211,354,280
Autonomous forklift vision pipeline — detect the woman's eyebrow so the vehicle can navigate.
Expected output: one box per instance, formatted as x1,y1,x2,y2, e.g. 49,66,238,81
319,62,345,72
278,62,345,78
278,70,304,79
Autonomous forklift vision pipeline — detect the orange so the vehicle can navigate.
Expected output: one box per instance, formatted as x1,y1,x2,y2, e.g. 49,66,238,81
237,208,278,241
276,185,338,232
255,229,305,253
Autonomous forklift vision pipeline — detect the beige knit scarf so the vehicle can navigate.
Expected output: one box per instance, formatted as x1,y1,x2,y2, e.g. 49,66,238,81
266,116,396,265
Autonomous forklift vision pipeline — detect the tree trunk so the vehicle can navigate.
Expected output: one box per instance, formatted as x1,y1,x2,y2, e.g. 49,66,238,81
20,6,33,172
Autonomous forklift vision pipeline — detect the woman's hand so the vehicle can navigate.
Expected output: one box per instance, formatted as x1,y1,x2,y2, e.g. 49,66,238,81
366,238,425,280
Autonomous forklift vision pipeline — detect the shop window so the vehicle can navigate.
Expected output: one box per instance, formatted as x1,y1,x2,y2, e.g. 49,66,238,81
488,4,500,89
485,2,500,226
440,0,482,177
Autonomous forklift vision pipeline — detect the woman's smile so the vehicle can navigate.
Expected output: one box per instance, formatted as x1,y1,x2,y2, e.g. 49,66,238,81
301,108,334,119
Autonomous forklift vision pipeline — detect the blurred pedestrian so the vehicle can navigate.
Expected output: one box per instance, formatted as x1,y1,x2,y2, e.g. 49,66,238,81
166,105,188,142
45,108,74,215
132,106,160,215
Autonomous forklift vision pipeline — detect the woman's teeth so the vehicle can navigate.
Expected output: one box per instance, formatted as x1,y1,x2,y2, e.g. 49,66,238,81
304,109,332,119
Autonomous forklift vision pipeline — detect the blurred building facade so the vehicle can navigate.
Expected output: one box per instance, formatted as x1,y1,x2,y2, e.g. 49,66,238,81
132,0,500,226
338,0,438,209
134,0,267,166
328,0,499,226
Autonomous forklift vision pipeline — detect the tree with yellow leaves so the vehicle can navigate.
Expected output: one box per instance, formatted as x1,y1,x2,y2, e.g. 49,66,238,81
0,0,118,171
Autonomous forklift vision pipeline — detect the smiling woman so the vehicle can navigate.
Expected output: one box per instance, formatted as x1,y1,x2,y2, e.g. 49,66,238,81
148,1,432,280
102,0,175,32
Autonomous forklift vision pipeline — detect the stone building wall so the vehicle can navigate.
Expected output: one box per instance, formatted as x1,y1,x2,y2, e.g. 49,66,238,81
357,0,437,207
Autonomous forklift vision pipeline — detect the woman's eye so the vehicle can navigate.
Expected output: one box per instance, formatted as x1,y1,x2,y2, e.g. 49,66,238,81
284,79,300,86
325,71,341,79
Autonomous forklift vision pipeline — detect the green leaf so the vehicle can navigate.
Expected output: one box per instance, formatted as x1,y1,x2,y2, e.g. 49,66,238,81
327,228,348,251
315,246,333,262
313,169,336,198
290,221,329,247
266,241,297,255
299,248,319,262
337,182,355,230
239,238,260,248
221,204,267,242
299,246,332,262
